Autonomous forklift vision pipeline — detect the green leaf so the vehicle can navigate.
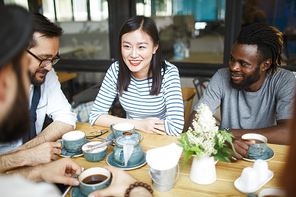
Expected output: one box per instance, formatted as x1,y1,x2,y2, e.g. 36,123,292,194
189,146,202,152
219,130,236,154
182,150,194,168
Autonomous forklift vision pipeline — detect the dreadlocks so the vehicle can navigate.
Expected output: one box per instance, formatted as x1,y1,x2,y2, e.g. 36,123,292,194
236,23,283,77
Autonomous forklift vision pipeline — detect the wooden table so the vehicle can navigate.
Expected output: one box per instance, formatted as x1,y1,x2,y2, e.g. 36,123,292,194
56,72,77,84
67,122,288,197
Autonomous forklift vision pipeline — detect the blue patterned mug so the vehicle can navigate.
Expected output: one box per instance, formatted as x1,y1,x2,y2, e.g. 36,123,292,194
62,130,86,153
79,167,111,196
242,133,267,157
113,135,143,167
110,123,135,139
82,141,107,162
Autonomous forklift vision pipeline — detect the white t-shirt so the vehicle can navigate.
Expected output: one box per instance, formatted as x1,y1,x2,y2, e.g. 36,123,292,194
0,70,77,154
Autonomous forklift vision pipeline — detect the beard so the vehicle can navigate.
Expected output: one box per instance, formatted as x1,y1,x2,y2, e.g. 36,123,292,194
230,65,261,91
0,74,30,143
29,69,48,86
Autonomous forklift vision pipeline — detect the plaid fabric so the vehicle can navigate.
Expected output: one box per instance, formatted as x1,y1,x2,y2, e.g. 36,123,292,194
72,101,94,123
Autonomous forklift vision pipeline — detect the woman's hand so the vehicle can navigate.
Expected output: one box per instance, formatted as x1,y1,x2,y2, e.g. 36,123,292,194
135,117,166,135
89,166,152,197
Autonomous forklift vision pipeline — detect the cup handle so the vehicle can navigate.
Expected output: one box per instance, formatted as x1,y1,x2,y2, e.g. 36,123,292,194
113,148,123,164
110,124,114,132
57,139,63,146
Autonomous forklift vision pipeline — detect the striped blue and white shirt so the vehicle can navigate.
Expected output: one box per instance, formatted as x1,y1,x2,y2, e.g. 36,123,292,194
89,60,184,136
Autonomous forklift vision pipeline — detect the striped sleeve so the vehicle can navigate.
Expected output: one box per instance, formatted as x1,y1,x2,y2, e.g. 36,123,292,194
163,61,184,136
89,62,118,125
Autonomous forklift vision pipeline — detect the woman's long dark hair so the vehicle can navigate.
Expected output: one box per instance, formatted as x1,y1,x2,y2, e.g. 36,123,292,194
117,15,165,96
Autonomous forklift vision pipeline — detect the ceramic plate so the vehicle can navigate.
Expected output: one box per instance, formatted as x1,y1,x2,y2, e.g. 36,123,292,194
60,140,90,158
70,186,86,197
106,152,146,171
234,170,274,193
106,131,143,141
243,147,275,162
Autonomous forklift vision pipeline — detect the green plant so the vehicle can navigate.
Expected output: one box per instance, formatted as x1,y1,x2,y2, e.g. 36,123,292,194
178,103,236,167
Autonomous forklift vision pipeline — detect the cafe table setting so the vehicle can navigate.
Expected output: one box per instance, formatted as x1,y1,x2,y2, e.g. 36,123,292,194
58,120,288,197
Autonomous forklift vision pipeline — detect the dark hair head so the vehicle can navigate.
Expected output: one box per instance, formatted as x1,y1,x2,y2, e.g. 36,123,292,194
0,5,33,68
236,23,283,77
28,13,63,49
117,15,165,96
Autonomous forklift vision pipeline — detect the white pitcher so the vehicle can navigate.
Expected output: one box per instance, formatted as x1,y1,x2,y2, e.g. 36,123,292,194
189,155,217,185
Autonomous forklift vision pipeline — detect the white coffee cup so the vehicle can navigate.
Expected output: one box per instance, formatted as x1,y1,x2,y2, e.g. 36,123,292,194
258,188,285,197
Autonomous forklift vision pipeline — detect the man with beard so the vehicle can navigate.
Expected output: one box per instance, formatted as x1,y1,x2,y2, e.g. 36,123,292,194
0,5,81,196
188,23,296,161
0,13,76,172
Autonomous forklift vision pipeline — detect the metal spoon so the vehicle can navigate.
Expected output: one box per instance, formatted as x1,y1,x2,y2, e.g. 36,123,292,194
83,139,113,153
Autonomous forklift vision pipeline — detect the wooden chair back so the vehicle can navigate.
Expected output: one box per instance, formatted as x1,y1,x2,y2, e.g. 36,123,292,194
181,87,197,133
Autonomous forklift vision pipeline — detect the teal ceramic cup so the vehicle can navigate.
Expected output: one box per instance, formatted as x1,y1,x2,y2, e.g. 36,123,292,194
62,131,86,153
110,123,135,139
79,167,111,196
113,135,143,166
82,141,107,162
242,133,267,157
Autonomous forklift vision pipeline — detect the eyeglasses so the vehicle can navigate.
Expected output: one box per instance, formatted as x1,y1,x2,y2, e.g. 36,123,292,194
26,50,60,68
86,129,109,140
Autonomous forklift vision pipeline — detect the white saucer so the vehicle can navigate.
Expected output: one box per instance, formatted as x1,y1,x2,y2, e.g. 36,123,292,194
234,170,274,193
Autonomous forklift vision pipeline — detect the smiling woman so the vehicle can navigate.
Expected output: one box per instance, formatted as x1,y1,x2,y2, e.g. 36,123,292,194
89,16,184,136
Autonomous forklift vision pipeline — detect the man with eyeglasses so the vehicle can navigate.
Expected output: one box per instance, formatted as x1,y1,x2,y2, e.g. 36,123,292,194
0,13,76,172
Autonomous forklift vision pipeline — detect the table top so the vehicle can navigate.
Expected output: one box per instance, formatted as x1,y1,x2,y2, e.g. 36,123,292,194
66,122,288,197
56,72,77,83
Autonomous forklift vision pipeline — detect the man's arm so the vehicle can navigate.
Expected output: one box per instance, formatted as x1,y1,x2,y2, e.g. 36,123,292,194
187,110,290,160
187,110,197,131
0,142,62,173
18,121,73,150
228,119,290,160
5,158,81,186
230,119,290,145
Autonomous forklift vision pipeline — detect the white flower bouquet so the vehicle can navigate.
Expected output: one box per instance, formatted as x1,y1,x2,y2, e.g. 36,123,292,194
178,103,236,167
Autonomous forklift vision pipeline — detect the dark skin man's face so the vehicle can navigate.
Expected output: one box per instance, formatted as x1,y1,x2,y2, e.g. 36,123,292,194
229,42,266,92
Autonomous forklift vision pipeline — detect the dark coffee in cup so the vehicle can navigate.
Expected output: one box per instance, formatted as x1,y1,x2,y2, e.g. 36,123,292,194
123,132,132,136
82,174,108,185
247,139,264,144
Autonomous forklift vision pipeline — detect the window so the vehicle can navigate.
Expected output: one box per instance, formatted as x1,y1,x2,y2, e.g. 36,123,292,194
241,0,296,65
136,0,226,64
42,0,110,60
